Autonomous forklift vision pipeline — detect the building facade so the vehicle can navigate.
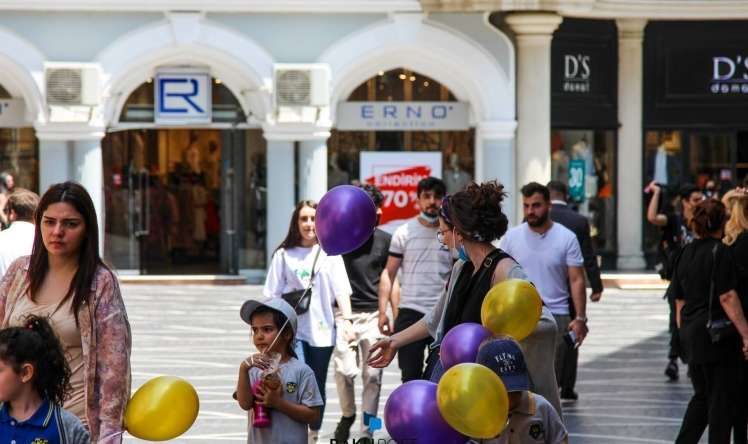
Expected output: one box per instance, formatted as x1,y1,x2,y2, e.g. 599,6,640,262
0,0,745,277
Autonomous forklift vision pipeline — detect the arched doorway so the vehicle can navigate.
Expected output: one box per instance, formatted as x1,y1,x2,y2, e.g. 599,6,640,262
0,83,39,196
329,68,474,230
102,78,267,274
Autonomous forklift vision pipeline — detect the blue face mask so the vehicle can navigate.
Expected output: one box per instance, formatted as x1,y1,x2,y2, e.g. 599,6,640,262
457,244,469,262
420,211,438,224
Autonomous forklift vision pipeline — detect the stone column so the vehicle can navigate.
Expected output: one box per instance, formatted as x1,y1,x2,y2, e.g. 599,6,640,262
35,124,106,254
38,139,71,194
506,12,563,217
298,135,330,201
616,19,647,270
477,120,519,224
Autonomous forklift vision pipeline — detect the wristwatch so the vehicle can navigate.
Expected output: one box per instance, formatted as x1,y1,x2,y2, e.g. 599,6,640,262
575,316,588,323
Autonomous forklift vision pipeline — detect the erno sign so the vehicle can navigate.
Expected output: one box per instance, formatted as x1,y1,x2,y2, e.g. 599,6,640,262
337,102,469,131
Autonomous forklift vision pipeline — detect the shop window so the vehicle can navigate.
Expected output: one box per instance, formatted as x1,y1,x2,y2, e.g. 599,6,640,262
329,68,474,193
0,128,38,193
0,84,38,193
550,130,617,261
119,78,246,123
643,129,744,259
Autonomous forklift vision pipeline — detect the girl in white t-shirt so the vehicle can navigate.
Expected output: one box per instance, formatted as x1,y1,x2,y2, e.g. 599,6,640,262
263,200,353,442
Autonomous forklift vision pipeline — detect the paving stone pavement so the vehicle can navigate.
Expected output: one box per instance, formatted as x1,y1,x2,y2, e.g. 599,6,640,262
120,285,701,443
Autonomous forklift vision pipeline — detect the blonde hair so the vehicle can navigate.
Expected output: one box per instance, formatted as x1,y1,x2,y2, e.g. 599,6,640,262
724,194,748,246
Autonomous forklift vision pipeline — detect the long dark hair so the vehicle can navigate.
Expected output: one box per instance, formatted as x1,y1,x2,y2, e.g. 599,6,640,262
28,182,110,323
0,315,71,406
276,200,317,252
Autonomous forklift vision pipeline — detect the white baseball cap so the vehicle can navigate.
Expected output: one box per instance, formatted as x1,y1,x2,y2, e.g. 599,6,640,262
239,297,298,334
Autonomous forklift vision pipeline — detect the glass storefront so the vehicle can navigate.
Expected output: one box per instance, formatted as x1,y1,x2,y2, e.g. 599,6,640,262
328,68,475,193
642,129,748,257
550,129,617,262
550,18,618,268
0,84,39,193
102,79,266,274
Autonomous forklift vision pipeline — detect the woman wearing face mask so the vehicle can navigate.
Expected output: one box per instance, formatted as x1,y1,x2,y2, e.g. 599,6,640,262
263,200,354,443
369,181,563,416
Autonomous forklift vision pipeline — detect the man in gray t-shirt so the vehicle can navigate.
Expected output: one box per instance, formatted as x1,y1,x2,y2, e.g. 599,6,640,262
247,357,323,444
378,177,452,382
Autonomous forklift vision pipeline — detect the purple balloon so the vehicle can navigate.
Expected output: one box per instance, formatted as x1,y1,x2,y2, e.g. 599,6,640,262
440,322,492,370
316,185,377,255
384,380,465,444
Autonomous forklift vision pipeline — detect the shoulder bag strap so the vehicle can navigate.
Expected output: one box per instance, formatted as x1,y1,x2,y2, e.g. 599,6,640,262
708,243,719,325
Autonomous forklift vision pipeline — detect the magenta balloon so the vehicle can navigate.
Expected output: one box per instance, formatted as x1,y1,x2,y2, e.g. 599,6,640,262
384,380,465,444
439,322,492,370
316,185,377,255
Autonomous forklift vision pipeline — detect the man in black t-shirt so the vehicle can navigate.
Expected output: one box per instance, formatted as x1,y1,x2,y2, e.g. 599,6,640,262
646,182,703,381
333,184,393,443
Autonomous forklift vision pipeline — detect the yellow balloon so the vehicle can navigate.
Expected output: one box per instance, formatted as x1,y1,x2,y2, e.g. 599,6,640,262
436,363,509,439
481,279,542,341
125,376,199,441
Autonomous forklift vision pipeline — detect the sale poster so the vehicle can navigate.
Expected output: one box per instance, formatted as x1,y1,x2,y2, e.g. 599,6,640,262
360,151,442,233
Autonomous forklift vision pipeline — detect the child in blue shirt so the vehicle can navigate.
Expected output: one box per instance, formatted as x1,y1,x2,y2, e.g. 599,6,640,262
0,315,89,444
235,298,323,444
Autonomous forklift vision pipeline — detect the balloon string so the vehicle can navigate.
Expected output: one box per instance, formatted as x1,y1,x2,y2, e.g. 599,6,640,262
263,285,308,355
99,431,125,442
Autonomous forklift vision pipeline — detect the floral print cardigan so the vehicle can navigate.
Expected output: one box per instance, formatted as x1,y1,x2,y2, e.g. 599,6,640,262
0,257,132,443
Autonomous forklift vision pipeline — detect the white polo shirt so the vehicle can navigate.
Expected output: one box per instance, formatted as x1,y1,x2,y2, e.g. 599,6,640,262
499,222,583,315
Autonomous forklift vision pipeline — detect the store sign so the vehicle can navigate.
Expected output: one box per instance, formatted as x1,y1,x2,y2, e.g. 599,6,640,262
562,54,591,93
568,159,586,202
360,151,442,231
0,99,26,127
710,56,748,94
337,102,469,131
154,70,211,124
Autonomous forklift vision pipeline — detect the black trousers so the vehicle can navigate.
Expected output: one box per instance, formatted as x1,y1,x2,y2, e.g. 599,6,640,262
394,308,432,382
668,294,682,361
676,361,742,444
733,362,748,444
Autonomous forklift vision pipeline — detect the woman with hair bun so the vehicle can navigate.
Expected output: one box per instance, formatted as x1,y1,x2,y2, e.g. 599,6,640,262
369,181,563,415
671,198,748,443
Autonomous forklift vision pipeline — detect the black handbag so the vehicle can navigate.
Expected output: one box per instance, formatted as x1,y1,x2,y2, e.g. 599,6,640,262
706,243,737,343
281,247,321,315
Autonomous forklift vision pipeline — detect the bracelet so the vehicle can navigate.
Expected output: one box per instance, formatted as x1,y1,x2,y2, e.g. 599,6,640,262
575,316,588,323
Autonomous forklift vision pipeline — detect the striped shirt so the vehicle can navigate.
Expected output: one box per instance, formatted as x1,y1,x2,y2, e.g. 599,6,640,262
389,218,452,314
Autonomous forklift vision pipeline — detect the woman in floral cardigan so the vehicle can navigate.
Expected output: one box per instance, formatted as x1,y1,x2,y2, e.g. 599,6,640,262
0,182,131,443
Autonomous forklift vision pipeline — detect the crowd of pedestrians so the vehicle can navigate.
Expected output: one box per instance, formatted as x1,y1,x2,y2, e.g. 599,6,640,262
0,174,744,444
646,179,748,443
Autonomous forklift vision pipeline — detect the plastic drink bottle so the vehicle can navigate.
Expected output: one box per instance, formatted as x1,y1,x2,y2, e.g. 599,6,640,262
252,379,272,428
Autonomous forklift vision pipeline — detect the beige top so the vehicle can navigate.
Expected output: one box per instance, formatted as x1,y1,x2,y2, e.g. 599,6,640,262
8,294,86,425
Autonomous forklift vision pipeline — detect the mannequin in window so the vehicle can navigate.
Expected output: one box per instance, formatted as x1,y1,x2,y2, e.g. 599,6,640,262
646,133,682,186
328,151,350,188
444,152,472,194
551,133,569,182
571,136,597,200
184,133,202,174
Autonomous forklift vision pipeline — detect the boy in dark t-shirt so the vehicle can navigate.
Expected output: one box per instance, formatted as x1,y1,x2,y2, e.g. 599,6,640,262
333,184,392,443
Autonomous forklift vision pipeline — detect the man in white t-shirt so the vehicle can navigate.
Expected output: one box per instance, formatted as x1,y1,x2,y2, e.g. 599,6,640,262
499,182,588,401
377,177,452,382
0,188,39,277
